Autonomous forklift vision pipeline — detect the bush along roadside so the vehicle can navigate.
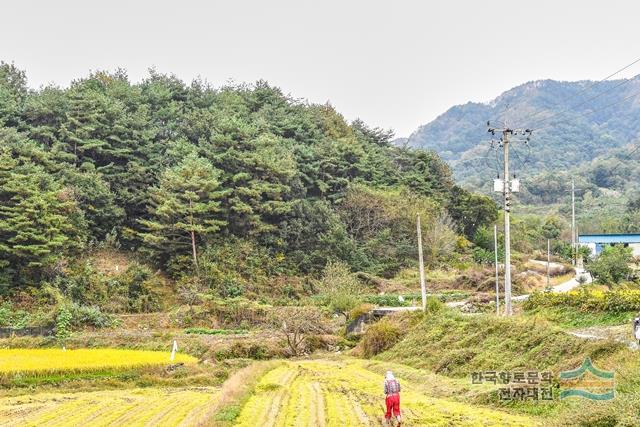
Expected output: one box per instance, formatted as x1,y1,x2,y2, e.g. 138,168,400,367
524,288,640,313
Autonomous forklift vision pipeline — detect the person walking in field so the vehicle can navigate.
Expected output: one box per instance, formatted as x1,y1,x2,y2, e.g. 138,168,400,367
384,370,401,426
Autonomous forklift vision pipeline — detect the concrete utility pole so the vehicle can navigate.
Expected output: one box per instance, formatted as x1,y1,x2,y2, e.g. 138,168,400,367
487,124,532,316
494,224,500,315
502,130,512,315
417,215,427,312
546,239,551,289
571,179,576,266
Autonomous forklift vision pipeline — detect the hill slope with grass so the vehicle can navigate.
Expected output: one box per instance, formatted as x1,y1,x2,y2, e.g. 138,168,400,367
358,306,640,426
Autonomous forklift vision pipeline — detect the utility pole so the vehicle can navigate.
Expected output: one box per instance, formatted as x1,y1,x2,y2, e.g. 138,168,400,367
417,215,427,312
502,130,512,315
487,124,532,316
571,179,576,266
546,239,551,289
494,224,500,315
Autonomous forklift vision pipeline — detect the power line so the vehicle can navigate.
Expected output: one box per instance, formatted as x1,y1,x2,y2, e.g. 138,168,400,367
488,103,511,130
456,144,496,176
530,76,639,130
610,141,640,174
493,141,502,176
483,56,640,182
509,65,640,178
489,57,640,129
535,87,640,133
510,143,529,176
522,56,640,126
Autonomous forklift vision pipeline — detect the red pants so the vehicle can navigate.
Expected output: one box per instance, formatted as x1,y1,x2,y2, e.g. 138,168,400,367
385,393,401,420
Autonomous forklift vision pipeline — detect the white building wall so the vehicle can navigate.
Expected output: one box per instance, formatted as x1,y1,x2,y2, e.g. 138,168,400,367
580,242,597,257
631,243,640,257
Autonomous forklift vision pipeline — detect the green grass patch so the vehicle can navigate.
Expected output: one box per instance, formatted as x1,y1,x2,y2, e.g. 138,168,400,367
6,369,127,387
377,309,625,378
184,327,248,335
525,306,635,329
524,289,640,313
214,404,242,422
0,360,231,394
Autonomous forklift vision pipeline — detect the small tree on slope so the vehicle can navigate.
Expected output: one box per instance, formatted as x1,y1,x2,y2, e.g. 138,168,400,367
139,154,226,272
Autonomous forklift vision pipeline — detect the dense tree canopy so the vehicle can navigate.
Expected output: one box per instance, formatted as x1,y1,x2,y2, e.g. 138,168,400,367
0,63,497,293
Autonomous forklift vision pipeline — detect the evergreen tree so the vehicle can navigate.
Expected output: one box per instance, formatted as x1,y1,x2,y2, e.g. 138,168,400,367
0,151,83,290
0,66,498,286
0,62,27,128
138,154,226,270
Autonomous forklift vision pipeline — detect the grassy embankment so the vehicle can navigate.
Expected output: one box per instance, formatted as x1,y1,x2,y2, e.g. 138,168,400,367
370,307,640,426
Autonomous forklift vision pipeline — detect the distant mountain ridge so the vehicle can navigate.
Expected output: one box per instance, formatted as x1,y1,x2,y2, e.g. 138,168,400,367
406,76,640,190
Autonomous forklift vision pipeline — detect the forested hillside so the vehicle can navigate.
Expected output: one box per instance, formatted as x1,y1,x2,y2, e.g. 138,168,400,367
405,75,640,234
406,76,640,186
0,63,497,297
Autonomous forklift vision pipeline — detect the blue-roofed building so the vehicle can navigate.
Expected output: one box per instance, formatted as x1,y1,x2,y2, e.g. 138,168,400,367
578,234,640,257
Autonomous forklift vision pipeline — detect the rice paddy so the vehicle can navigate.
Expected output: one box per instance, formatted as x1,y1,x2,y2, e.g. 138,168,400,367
0,387,217,426
0,348,196,375
0,354,538,426
234,359,537,426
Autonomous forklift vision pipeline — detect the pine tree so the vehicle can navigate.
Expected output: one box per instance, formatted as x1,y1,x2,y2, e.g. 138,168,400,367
0,62,27,128
0,151,83,290
138,154,226,270
59,74,159,236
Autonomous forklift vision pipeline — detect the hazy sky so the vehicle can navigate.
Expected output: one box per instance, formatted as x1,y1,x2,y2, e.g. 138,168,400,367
2,0,640,137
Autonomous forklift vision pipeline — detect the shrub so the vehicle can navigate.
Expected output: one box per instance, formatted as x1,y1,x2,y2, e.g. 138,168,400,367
316,261,364,320
349,303,374,321
472,247,495,265
524,288,640,313
587,244,634,285
199,238,284,297
118,263,163,312
68,303,118,328
365,292,468,307
358,317,403,357
0,302,31,328
425,295,444,314
203,297,269,327
55,306,73,343
214,342,279,360
269,306,329,356
54,261,163,313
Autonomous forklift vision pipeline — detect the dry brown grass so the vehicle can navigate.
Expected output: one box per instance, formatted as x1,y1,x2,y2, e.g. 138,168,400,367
524,260,573,277
91,249,133,276
199,360,283,426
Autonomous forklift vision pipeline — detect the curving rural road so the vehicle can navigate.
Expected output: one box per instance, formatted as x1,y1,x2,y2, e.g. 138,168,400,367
512,266,592,302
